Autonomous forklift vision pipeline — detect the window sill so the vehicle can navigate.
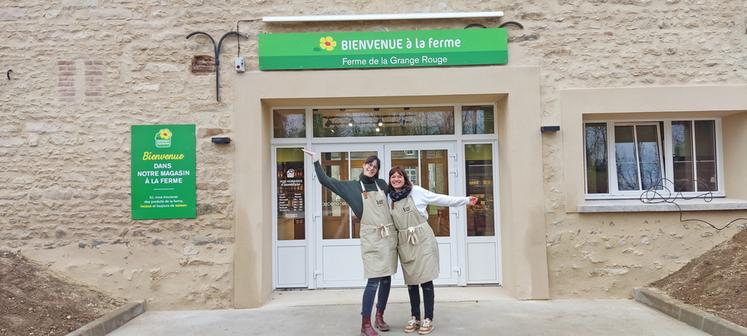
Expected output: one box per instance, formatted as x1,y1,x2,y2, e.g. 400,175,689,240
577,198,747,213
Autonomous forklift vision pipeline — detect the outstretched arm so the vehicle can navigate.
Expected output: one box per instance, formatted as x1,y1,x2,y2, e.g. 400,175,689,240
303,148,346,197
418,186,478,207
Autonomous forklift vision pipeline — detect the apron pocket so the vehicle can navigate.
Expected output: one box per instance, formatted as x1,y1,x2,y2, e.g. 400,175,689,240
398,241,417,264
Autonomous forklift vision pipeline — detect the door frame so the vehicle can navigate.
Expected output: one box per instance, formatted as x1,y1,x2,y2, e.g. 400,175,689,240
271,104,504,290
310,143,386,288
383,141,462,285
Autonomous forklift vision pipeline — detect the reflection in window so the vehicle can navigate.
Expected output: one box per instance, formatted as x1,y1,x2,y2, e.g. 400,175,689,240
313,106,454,137
585,123,608,193
462,105,495,134
673,120,717,192
273,109,305,138
465,144,495,237
321,151,377,239
276,148,305,240
614,124,663,191
391,149,450,237
584,119,719,196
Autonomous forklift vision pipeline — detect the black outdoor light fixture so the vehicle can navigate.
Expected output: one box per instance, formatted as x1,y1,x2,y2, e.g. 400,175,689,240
541,126,560,133
186,30,247,102
211,136,231,144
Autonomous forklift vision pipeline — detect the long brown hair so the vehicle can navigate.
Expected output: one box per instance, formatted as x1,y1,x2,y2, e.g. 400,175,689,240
387,166,413,191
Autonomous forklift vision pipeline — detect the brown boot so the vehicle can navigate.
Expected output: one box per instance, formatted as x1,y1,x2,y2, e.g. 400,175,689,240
374,309,390,331
361,315,379,336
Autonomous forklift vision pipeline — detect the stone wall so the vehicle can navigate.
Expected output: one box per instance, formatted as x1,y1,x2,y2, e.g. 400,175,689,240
0,0,745,308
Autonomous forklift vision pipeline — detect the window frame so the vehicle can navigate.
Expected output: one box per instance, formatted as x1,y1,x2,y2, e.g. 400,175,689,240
584,118,725,200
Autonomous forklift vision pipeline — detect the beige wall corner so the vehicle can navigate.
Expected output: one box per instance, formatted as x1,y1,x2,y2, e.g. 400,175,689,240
233,83,273,308
233,66,550,304
723,111,747,199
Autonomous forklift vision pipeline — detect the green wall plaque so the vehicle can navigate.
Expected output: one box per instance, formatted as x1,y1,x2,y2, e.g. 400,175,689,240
131,124,196,220
259,28,508,70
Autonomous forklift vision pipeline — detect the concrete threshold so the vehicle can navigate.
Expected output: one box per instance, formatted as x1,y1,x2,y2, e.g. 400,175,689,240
265,286,511,308
634,287,747,336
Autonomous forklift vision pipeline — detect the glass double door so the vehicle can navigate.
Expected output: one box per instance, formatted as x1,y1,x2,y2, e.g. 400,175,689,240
312,142,460,287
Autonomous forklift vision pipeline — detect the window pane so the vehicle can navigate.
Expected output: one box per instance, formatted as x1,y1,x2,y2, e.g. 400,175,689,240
390,149,450,237
391,150,419,185
349,151,378,238
273,109,305,138
421,150,450,237
636,125,663,190
321,152,350,239
615,126,639,190
465,144,495,236
695,120,717,191
276,148,305,240
672,121,695,192
585,123,609,193
462,105,495,134
313,106,454,137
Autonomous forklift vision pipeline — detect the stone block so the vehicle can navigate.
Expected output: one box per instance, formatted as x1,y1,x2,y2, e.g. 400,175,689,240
678,304,704,330
0,8,25,21
634,287,680,319
702,316,747,336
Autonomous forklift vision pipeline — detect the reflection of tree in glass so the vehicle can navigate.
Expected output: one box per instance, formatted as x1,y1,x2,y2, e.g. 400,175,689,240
585,124,608,193
638,141,661,190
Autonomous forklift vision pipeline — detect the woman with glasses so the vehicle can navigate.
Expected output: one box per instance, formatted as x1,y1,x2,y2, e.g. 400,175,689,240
303,149,397,336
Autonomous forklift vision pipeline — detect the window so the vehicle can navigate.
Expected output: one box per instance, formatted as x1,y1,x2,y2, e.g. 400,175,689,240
273,109,305,138
584,119,721,197
276,148,305,240
462,105,495,134
312,106,454,137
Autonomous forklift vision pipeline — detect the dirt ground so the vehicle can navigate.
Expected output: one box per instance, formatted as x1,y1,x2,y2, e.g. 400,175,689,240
651,229,747,328
0,250,122,336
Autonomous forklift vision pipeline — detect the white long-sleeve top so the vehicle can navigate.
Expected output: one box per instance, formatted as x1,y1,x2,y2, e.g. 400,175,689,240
388,185,470,219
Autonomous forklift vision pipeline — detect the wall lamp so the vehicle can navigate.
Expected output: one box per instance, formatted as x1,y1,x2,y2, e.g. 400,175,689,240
211,137,231,144
541,126,560,133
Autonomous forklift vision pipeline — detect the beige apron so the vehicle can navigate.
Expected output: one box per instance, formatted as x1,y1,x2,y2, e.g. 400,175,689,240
391,194,439,285
358,181,398,279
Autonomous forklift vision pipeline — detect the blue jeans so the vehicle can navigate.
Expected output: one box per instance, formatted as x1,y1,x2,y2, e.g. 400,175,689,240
408,281,434,320
361,276,391,316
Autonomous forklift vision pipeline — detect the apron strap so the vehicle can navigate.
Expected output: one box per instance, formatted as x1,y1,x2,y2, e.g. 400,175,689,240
360,180,382,199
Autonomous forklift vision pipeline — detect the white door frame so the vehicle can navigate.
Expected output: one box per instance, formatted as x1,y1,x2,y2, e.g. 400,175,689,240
383,141,462,285
310,143,386,288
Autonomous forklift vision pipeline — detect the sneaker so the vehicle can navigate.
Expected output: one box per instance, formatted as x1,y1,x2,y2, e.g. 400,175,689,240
418,318,433,335
404,316,420,333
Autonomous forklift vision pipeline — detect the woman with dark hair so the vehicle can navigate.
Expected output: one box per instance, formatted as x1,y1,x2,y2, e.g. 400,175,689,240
387,166,477,335
302,149,397,336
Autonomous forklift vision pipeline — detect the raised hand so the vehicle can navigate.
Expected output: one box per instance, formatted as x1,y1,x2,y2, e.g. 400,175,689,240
301,148,318,161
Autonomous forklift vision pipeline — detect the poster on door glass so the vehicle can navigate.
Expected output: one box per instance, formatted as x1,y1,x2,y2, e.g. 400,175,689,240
277,161,304,219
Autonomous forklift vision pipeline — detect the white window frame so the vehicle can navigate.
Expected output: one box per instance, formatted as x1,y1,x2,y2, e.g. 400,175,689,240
584,118,725,200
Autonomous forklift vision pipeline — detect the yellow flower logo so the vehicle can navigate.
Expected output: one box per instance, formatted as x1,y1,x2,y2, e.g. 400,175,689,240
319,36,336,52
159,129,172,140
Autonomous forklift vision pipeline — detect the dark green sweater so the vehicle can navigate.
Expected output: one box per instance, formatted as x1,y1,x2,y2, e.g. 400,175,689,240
314,160,388,219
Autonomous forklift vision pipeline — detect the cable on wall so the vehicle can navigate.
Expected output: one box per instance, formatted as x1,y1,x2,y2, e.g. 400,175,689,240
639,178,747,231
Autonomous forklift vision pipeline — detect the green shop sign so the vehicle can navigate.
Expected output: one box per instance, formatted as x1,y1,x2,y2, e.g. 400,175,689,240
259,28,507,70
131,124,196,220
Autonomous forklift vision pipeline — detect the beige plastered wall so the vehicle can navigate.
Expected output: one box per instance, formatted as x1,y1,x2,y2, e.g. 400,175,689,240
551,85,747,297
233,66,549,307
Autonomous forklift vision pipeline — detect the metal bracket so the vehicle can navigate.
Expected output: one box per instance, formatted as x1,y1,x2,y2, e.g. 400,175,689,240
186,31,247,102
